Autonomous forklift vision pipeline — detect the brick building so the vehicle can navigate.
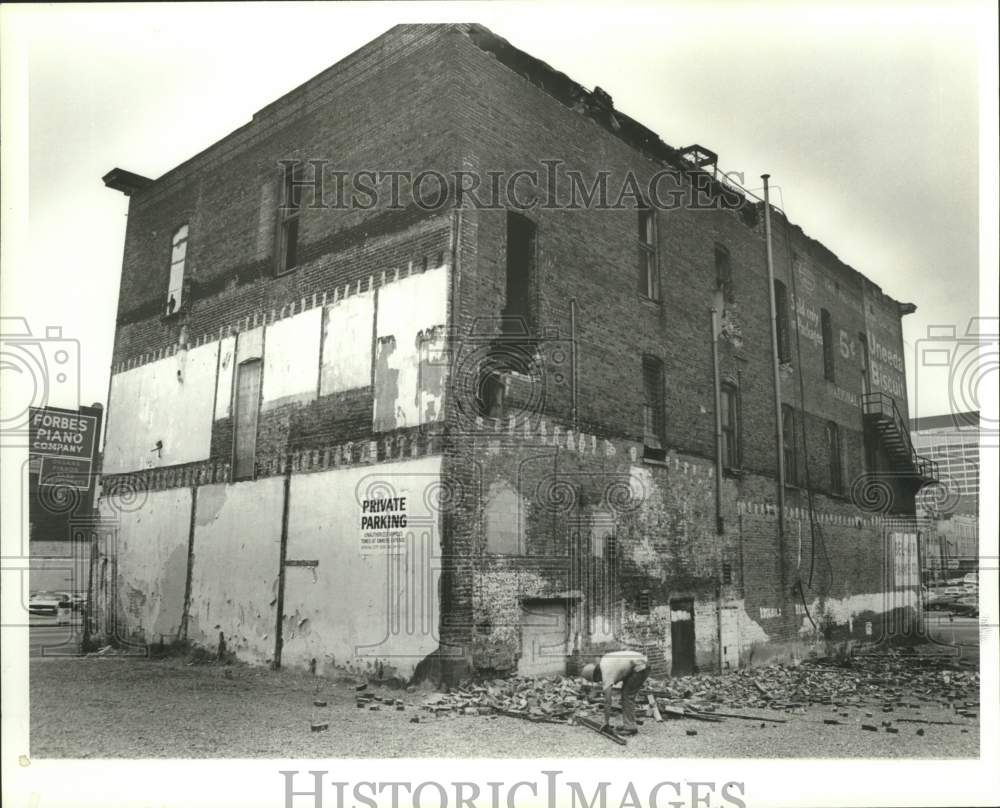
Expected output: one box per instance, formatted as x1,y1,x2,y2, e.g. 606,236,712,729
97,24,937,680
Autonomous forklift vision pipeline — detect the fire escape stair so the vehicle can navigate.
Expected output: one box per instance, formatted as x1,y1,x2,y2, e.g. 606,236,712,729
862,392,939,484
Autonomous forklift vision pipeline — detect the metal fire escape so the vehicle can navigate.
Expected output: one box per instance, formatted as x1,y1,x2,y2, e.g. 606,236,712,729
862,392,939,483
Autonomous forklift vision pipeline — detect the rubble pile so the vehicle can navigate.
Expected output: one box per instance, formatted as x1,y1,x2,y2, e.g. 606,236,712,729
649,653,979,717
402,652,979,724
417,676,604,722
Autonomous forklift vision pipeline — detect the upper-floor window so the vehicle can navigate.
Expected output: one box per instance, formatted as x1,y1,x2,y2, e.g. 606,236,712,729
826,420,844,494
782,403,798,486
637,208,660,301
721,382,741,469
821,308,835,381
774,279,791,363
166,224,188,315
275,166,302,275
642,354,665,457
504,211,536,330
715,244,733,303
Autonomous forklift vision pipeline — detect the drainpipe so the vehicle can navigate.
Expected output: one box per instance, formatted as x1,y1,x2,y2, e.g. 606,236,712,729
272,456,293,669
762,175,786,540
711,297,726,670
711,296,724,535
570,297,578,429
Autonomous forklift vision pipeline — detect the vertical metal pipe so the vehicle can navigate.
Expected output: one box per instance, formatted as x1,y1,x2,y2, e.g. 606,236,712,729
272,459,292,669
762,175,786,539
711,302,724,534
570,297,578,429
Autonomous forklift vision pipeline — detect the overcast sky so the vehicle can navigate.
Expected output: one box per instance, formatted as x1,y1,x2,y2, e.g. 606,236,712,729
1,1,995,422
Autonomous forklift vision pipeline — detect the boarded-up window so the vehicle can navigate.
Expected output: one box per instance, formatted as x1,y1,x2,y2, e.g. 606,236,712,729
233,359,261,480
485,481,523,554
166,224,188,315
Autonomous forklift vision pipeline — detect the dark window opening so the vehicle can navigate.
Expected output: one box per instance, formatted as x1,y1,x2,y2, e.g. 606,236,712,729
715,244,733,303
275,166,303,275
774,279,791,363
642,354,665,458
827,420,844,494
721,561,733,585
637,590,652,615
233,359,262,480
477,370,506,419
821,308,835,381
638,208,659,300
782,404,798,486
503,212,536,334
721,382,741,469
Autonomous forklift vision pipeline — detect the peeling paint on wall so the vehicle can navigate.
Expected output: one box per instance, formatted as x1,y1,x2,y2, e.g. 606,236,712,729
373,265,448,431
214,336,237,420
262,306,323,410
98,488,192,641
187,478,284,666
104,342,219,474
320,291,374,395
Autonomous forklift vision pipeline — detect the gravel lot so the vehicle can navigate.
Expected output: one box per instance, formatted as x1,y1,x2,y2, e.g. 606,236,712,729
29,655,980,759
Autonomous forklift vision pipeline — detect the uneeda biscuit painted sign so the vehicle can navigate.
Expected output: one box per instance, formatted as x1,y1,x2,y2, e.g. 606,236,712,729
360,495,408,553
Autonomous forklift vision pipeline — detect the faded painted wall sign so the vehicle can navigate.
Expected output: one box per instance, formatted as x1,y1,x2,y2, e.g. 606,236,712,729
360,496,408,552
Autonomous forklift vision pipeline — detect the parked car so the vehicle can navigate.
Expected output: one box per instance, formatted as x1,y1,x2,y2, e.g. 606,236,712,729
28,591,72,625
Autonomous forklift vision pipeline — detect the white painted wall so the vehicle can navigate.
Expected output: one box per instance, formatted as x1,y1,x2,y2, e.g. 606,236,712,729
373,266,448,431
320,291,374,395
236,326,263,364
98,488,192,641
104,342,219,474
187,478,284,665
262,307,322,410
281,455,443,679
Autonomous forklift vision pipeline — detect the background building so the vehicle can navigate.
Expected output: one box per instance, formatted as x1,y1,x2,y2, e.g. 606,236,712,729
911,410,979,577
96,24,936,681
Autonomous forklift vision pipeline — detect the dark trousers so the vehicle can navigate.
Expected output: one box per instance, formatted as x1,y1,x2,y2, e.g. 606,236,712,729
620,667,650,729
